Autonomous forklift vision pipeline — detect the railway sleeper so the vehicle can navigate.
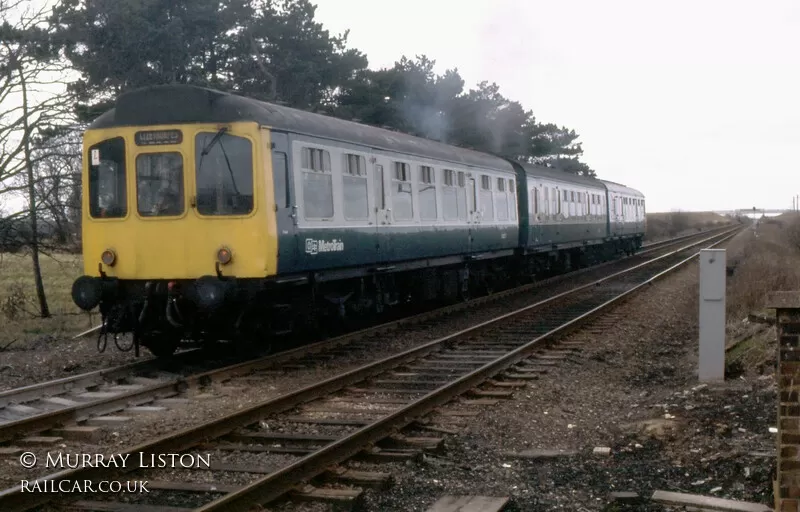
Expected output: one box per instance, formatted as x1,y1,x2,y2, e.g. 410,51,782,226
323,466,393,490
290,484,364,505
380,434,444,450
357,447,421,463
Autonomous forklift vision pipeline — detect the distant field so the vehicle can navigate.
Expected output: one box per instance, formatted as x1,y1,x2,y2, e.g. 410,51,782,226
725,214,800,374
0,252,92,348
645,210,735,241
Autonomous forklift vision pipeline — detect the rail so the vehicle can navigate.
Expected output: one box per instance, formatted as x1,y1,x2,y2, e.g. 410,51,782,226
0,227,741,511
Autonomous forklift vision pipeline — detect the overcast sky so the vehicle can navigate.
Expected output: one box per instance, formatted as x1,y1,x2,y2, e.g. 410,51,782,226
314,0,800,213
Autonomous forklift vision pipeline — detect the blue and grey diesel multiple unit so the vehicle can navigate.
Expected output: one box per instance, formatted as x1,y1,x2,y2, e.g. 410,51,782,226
71,85,645,357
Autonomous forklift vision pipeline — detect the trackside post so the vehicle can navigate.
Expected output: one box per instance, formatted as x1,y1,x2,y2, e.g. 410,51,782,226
698,249,726,382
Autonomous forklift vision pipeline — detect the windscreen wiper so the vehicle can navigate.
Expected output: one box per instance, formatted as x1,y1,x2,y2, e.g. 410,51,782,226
201,127,228,156
218,139,242,197
196,127,243,210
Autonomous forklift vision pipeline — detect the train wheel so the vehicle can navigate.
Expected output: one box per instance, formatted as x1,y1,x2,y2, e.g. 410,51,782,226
235,305,273,354
141,333,179,358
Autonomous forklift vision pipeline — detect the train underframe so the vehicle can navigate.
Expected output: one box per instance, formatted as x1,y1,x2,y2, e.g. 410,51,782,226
73,236,642,357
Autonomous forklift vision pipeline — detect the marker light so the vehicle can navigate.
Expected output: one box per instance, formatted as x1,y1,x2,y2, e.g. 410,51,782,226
217,247,232,265
101,249,116,266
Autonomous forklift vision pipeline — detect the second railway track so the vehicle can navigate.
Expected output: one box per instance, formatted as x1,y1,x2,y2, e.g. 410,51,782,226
0,226,740,511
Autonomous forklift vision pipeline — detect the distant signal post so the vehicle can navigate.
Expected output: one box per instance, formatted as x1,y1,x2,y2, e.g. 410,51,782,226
698,249,726,382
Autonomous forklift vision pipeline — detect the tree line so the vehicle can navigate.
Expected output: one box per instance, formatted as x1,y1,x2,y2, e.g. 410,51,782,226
0,0,594,317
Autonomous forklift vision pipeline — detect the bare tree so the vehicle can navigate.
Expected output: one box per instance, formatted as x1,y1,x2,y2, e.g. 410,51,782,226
32,127,83,250
1,0,78,317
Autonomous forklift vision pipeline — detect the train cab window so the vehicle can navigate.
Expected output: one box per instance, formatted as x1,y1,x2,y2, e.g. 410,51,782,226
392,162,413,220
480,175,494,221
88,137,127,218
343,153,368,220
136,152,184,217
195,132,254,216
297,146,333,219
418,165,437,221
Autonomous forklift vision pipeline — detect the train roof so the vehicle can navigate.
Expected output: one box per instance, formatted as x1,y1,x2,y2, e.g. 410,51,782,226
89,85,514,172
517,162,606,189
599,179,645,198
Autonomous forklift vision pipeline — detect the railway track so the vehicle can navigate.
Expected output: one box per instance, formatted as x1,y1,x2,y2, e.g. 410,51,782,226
0,226,740,511
0,227,734,448
66,227,727,343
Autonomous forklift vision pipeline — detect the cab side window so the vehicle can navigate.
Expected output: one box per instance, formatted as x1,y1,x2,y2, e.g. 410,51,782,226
88,137,127,218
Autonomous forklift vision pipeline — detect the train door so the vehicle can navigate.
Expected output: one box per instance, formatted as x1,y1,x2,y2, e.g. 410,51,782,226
266,130,299,271
533,185,543,243
612,194,622,235
467,176,477,252
374,162,392,262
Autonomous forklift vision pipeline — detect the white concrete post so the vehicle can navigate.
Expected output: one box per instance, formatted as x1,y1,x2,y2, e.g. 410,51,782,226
699,249,726,382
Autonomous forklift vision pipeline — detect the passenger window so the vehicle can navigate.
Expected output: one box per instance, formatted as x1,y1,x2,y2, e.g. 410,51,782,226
136,152,184,217
195,132,254,216
392,162,413,220
343,153,368,220
480,175,494,221
88,137,127,219
299,146,333,219
418,165,437,221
